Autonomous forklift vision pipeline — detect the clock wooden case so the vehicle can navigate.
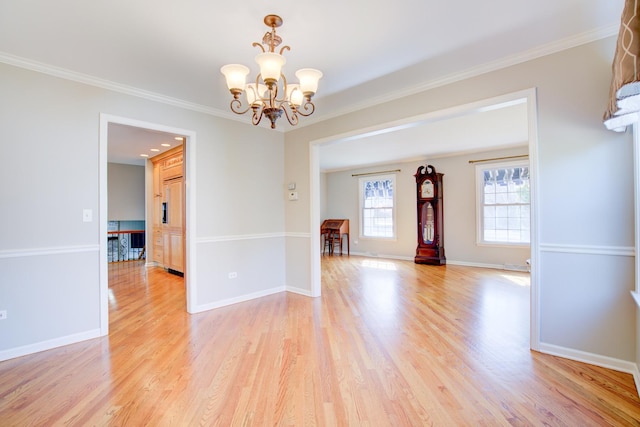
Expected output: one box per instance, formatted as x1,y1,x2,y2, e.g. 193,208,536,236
414,164,446,265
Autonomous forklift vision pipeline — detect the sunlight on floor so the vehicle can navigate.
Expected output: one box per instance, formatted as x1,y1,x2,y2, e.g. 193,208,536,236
361,259,398,270
108,288,118,308
499,273,530,287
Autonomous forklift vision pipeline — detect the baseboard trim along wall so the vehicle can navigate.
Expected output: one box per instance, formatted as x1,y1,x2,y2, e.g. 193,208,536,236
538,342,640,398
192,286,286,313
344,252,530,271
0,328,102,362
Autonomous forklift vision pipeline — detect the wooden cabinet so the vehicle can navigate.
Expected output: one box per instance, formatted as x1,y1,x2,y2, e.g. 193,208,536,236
151,146,184,274
162,178,183,272
152,163,163,264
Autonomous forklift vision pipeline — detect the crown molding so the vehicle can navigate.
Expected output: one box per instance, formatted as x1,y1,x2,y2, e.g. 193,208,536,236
0,24,618,131
0,51,238,119
300,24,620,127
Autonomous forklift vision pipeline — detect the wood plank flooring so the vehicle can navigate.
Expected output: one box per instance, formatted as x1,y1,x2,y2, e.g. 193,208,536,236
1,256,639,425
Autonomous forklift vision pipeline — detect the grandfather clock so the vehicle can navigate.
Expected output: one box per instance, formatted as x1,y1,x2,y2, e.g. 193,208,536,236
415,164,446,265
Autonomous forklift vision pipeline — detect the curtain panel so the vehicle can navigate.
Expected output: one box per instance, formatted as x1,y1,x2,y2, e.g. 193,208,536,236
604,0,640,132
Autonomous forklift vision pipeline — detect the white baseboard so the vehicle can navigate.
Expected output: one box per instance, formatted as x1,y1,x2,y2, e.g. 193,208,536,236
286,285,314,297
191,286,286,313
346,250,413,261
538,342,640,397
339,253,529,271
447,260,505,270
0,328,103,362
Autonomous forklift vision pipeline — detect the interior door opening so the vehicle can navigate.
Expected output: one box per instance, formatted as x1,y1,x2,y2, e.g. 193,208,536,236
99,114,197,335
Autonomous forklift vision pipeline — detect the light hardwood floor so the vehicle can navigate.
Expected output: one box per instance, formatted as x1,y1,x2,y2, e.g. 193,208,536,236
1,257,639,425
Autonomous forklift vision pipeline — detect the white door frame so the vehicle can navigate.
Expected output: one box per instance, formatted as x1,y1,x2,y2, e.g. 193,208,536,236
309,88,541,350
98,114,198,335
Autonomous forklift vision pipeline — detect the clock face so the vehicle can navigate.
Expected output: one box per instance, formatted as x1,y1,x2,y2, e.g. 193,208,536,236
421,180,434,198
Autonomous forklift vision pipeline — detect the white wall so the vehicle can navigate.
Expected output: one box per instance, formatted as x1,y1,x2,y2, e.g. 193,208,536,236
321,146,530,267
108,163,145,221
285,36,637,367
0,62,287,360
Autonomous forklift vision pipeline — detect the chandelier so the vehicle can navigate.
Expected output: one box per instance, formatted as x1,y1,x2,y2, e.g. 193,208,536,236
220,15,322,129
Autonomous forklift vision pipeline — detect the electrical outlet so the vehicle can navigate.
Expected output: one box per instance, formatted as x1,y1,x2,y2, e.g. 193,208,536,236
228,272,237,279
0,310,7,320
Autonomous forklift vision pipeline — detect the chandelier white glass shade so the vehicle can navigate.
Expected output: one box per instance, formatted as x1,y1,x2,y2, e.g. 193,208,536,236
220,15,322,129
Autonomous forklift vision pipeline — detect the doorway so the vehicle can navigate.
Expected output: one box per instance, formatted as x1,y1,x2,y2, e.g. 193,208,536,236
309,88,540,351
98,114,197,336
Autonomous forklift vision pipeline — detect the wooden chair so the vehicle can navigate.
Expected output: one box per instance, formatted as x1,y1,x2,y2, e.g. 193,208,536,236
322,230,342,255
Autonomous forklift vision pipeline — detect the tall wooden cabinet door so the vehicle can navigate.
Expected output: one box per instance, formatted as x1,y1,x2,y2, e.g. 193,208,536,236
169,233,183,271
163,232,171,268
162,178,184,272
165,179,183,228
163,231,184,271
152,229,163,264
152,164,162,228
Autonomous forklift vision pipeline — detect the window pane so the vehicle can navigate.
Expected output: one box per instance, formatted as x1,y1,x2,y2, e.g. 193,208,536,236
496,206,508,217
478,163,530,245
508,205,520,217
361,176,395,238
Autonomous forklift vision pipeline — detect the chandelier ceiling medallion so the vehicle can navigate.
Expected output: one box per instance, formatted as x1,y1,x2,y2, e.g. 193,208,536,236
220,14,322,129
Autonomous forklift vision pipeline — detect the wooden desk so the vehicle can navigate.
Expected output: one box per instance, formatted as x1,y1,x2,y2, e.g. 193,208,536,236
321,219,350,255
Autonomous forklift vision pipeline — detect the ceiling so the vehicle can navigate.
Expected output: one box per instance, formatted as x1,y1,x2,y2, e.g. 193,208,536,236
0,1,622,168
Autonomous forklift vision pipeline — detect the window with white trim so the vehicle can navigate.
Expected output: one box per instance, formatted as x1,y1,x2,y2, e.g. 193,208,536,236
359,174,396,239
476,161,530,245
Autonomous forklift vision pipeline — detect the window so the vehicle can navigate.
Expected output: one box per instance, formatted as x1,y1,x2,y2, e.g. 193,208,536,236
476,161,530,245
359,174,395,239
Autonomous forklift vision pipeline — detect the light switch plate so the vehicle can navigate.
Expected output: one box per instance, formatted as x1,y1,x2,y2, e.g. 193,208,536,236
83,209,93,222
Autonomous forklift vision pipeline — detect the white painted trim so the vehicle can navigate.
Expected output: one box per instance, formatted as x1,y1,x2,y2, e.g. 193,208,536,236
0,245,99,259
539,243,635,257
99,114,198,324
0,25,616,132
286,232,312,239
634,123,640,294
345,251,413,261
191,286,286,313
319,253,530,271
196,232,311,244
185,128,198,314
0,52,238,122
474,159,531,247
0,328,101,362
196,232,286,243
447,260,527,271
632,123,640,398
300,26,618,127
526,89,541,352
310,144,322,298
632,291,640,309
99,116,109,336
538,342,640,392
285,286,314,297
309,87,542,352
